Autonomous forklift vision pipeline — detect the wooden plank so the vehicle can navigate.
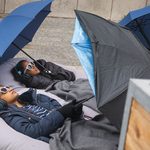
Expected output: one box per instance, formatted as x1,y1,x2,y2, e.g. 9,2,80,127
125,98,150,150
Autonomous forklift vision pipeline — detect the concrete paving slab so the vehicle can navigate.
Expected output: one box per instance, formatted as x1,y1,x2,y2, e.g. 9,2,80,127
147,0,150,5
5,0,77,18
3,0,149,67
50,0,77,18
77,0,112,20
111,0,146,22
15,17,80,66
0,0,5,13
5,0,32,13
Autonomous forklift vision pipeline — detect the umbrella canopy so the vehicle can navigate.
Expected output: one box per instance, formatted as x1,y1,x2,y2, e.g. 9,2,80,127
72,18,95,94
119,6,150,50
73,10,150,129
0,0,53,64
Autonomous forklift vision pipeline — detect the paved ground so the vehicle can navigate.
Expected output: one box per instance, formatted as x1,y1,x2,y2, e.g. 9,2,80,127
15,17,81,66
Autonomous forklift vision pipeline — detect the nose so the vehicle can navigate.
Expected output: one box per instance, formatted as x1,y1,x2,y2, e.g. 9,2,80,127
32,65,36,69
8,87,15,92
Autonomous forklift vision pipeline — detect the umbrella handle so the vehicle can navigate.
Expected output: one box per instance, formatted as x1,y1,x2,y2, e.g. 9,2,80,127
13,42,52,74
21,49,52,74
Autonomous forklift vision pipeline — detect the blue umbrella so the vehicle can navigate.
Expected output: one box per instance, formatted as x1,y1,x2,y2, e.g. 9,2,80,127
0,0,53,65
119,6,150,50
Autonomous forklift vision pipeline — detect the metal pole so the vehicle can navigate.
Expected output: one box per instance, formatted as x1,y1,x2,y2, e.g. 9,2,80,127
12,42,52,74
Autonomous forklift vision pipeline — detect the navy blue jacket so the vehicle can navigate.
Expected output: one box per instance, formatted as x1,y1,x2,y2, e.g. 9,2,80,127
0,89,65,143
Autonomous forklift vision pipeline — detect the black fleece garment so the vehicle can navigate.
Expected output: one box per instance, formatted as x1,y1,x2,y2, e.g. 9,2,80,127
22,59,76,89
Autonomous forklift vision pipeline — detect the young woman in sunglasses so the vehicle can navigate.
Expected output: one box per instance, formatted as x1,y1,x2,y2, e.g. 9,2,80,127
0,85,83,143
11,59,75,89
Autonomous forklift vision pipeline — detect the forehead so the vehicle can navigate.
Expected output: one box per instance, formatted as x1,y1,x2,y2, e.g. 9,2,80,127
22,61,30,67
0,85,4,88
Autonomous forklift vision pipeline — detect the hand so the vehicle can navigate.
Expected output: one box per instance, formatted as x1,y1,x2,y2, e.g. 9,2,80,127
58,101,83,119
71,103,83,121
18,88,35,104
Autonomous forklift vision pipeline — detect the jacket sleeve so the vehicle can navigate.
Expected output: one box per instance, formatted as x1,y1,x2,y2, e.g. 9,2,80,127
35,59,76,81
2,111,65,139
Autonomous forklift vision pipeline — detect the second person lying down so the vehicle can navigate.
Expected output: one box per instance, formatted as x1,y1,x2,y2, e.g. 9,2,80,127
11,59,75,89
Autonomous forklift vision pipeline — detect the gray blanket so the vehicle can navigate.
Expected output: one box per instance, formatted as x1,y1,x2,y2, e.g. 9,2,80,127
46,79,98,112
49,115,119,150
46,79,119,150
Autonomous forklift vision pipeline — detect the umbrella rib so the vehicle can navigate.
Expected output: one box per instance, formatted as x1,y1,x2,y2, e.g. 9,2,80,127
135,19,150,49
19,34,31,42
20,49,53,75
12,42,53,75
7,14,33,19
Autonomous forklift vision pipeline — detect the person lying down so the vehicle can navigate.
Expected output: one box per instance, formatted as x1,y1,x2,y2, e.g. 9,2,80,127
0,85,83,143
11,59,76,89
11,59,96,112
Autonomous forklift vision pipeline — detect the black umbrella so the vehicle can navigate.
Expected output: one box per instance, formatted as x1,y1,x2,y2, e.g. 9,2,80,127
74,10,150,129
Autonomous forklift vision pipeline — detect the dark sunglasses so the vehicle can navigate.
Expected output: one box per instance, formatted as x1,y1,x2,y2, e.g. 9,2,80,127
24,62,35,74
0,86,10,94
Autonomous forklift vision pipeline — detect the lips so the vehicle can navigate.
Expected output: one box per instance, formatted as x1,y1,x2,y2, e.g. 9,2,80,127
36,69,40,73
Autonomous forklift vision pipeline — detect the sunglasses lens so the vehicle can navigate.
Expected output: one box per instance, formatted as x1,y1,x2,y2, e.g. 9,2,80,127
0,87,9,94
1,88,7,92
27,64,33,70
24,62,35,74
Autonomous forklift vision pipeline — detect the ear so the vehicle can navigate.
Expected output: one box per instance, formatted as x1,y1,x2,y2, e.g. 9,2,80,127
17,71,22,75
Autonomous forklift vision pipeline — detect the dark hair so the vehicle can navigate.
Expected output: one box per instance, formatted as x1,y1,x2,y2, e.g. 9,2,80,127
11,60,28,81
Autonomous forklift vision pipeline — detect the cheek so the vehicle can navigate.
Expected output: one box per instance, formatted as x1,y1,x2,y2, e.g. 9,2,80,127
26,70,32,75
34,67,39,71
26,68,39,76
32,68,40,74
8,93,18,103
1,94,13,103
26,70,36,76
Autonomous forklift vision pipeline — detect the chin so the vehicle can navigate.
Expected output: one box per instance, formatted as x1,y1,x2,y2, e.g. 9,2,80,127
13,93,19,99
36,70,40,74
15,93,19,98
34,71,40,75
